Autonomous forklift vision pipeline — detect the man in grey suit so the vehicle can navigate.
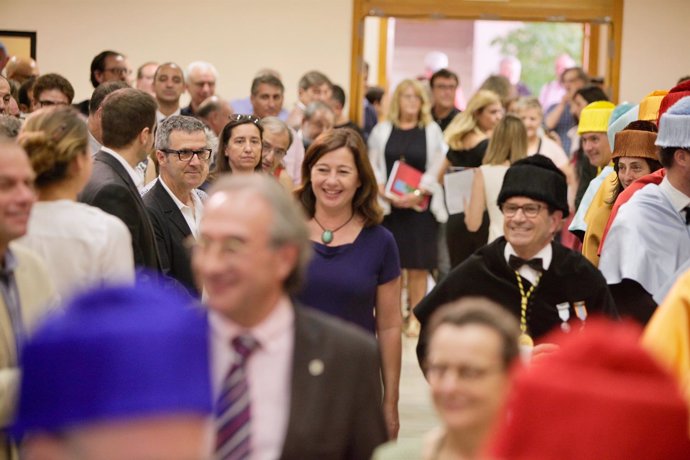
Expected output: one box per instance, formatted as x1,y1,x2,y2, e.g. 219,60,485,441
192,175,387,460
79,88,161,270
143,116,211,297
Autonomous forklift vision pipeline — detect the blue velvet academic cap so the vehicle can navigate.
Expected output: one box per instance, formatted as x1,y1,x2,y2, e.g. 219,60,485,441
11,282,212,437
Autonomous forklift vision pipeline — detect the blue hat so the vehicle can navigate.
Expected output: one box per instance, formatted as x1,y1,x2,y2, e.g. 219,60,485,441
12,281,212,437
607,103,638,150
656,96,690,148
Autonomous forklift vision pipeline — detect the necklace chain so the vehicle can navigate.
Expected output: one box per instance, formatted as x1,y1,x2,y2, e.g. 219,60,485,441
313,213,355,245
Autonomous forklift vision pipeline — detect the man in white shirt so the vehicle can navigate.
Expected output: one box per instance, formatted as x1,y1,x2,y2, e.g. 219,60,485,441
143,115,210,297
153,62,185,124
193,175,387,459
79,88,161,270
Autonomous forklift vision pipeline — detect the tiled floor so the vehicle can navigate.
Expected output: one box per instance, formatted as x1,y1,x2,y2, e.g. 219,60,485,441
398,335,439,441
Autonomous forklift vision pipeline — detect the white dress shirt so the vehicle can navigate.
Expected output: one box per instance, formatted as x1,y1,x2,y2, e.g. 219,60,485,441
504,242,553,285
100,146,145,190
158,176,206,238
209,297,294,460
659,176,690,214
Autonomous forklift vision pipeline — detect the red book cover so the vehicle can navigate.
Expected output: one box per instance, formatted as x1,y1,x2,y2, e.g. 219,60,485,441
384,160,430,212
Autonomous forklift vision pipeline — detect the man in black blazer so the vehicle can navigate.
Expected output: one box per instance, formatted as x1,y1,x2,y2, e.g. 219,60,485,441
143,116,211,297
79,88,161,270
193,175,387,460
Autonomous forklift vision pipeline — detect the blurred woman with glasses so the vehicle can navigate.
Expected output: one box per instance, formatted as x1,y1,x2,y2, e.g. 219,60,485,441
17,106,135,299
373,297,520,460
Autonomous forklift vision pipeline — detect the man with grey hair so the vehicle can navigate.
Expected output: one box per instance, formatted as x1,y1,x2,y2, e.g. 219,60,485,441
286,70,332,130
181,61,217,117
194,174,387,459
259,116,294,190
0,115,21,139
299,100,335,150
143,115,211,297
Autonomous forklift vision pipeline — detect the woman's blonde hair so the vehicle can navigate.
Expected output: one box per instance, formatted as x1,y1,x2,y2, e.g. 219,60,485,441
516,96,543,117
18,106,88,187
387,79,433,128
444,90,501,149
483,114,527,166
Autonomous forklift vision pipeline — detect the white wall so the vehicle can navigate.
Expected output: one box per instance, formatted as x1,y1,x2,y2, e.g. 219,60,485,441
619,0,690,103
0,0,353,107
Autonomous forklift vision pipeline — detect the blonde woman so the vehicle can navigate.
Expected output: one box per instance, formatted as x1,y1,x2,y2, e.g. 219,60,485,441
465,115,528,243
441,90,503,267
368,79,447,335
17,106,134,299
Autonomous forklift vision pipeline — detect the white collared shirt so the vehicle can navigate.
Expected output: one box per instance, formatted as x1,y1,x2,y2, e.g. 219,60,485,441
209,297,294,460
100,146,144,190
504,242,553,285
158,176,205,238
156,108,181,124
659,176,690,214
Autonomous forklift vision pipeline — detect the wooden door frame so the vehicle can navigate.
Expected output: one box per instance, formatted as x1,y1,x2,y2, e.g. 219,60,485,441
349,0,623,123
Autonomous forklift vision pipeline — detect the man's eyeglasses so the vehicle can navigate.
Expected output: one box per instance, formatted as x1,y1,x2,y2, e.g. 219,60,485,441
37,100,69,108
104,67,132,76
262,142,286,158
500,203,543,218
161,148,212,162
229,114,260,125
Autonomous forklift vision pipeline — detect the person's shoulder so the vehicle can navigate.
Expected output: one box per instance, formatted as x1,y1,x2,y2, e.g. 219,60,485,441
364,224,396,243
552,242,607,280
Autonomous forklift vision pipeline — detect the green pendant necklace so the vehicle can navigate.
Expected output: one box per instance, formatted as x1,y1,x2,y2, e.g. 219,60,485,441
313,213,355,244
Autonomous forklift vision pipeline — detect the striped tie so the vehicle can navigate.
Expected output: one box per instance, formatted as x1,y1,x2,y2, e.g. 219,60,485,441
215,334,259,460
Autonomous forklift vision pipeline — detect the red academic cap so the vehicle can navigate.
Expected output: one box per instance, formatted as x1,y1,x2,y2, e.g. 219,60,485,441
485,319,690,459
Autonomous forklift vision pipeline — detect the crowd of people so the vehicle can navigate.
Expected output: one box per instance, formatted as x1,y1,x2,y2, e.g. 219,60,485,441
2,42,690,459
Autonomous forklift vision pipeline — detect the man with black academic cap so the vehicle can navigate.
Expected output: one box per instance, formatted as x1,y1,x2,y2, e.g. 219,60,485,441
415,155,617,365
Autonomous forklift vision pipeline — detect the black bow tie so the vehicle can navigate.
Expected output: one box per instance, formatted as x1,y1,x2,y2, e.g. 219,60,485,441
508,255,544,272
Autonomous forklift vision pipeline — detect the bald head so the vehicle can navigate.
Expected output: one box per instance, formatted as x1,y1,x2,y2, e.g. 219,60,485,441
5,56,39,84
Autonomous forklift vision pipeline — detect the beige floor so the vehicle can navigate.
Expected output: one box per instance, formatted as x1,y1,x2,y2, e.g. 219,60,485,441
398,335,439,441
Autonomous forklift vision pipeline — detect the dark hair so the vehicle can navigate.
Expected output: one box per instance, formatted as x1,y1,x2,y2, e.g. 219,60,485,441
89,81,129,115
575,85,609,104
430,68,459,88
295,127,382,227
660,147,679,169
560,67,589,85
18,76,36,109
366,86,384,105
677,75,690,85
251,74,284,96
424,297,520,372
32,73,75,104
90,50,123,88
330,84,346,108
101,88,156,149
213,116,264,177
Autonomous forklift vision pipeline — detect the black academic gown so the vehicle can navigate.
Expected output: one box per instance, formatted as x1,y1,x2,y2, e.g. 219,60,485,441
414,237,617,366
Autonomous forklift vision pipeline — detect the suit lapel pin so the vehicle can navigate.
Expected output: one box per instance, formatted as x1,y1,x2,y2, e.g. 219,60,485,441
308,359,324,376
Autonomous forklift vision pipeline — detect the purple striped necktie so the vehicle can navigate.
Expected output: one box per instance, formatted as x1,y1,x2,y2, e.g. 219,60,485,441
215,334,259,460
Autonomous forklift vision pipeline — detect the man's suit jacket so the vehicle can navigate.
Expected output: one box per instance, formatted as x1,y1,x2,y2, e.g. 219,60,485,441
143,181,199,297
278,306,387,460
0,244,56,460
79,150,161,270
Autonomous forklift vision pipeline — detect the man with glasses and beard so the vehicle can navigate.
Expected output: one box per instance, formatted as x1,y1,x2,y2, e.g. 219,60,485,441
143,116,211,298
415,155,616,365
